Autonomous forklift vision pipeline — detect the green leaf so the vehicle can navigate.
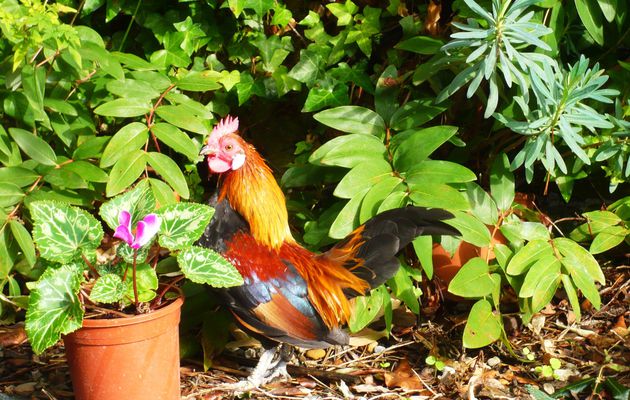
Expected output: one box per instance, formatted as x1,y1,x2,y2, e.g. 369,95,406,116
448,257,496,298
156,203,214,250
463,298,502,348
25,264,84,354
9,219,36,267
359,177,402,223
112,52,157,71
409,183,469,210
0,183,25,207
146,152,190,199
501,220,550,242
561,274,582,322
444,212,491,247
288,48,325,85
117,242,149,265
73,136,110,160
0,167,39,188
100,122,148,168
561,253,601,309
313,106,386,137
21,65,48,125
519,254,561,298
155,106,209,135
375,65,399,124
99,180,156,231
348,285,386,332
490,153,515,212
575,0,605,45
597,0,616,22
329,188,370,239
243,0,274,15
395,35,444,54
106,79,161,101
406,161,477,185
465,182,498,225
302,84,349,112
94,98,152,117
590,226,628,254
393,126,458,171
389,99,447,130
44,98,78,116
334,160,392,199
178,246,243,287
413,235,434,278
151,123,200,162
150,178,177,208
309,134,387,168
44,168,88,190
63,161,108,183
506,240,553,276
388,265,420,314
89,274,125,304
604,377,630,400
554,238,605,284
378,188,408,212
30,201,103,263
123,263,158,303
9,128,57,166
583,210,622,230
106,150,147,197
177,71,222,91
493,243,512,270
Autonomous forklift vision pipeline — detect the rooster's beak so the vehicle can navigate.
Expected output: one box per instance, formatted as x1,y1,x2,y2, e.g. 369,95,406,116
199,145,213,156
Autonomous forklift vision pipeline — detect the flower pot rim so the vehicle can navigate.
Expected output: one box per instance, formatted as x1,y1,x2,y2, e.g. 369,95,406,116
81,296,184,328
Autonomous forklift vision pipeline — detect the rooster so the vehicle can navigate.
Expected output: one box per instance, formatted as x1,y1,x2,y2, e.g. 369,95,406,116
198,116,459,386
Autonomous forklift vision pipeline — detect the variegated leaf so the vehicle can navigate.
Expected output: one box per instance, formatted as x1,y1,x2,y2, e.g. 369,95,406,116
99,179,156,231
89,274,125,304
31,201,103,264
156,203,215,250
178,246,243,288
25,264,84,354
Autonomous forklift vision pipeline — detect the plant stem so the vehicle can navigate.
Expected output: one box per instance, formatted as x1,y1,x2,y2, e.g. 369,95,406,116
132,248,139,310
152,275,184,308
81,253,100,278
118,0,143,52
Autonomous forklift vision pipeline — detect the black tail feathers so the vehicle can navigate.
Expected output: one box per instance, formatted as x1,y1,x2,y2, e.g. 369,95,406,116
329,206,459,292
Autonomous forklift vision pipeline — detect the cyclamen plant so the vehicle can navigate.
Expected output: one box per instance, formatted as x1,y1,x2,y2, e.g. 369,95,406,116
25,180,243,354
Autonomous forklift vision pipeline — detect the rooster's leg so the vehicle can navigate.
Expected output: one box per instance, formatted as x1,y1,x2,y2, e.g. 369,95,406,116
247,343,292,387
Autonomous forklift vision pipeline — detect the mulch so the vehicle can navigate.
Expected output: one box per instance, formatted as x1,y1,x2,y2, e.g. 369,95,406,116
1,265,628,399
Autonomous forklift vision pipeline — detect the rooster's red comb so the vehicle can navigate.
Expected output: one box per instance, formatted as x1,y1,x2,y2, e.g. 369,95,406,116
211,115,239,139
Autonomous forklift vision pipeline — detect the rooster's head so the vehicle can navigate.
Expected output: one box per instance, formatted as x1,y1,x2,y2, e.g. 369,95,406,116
200,115,246,173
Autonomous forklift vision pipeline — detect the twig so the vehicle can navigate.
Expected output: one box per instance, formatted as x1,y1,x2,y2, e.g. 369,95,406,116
219,353,362,384
84,304,132,318
81,253,100,278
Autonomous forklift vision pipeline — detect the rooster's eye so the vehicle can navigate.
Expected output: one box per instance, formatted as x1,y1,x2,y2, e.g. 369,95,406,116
225,144,233,151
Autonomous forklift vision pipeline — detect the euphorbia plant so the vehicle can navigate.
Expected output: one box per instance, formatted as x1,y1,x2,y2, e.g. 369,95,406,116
25,180,242,354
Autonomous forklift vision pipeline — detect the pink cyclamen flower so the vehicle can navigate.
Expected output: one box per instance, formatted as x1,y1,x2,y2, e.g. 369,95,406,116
113,210,161,249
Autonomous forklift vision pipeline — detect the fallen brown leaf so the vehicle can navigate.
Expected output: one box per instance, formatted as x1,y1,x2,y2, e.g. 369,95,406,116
0,324,27,347
384,359,424,390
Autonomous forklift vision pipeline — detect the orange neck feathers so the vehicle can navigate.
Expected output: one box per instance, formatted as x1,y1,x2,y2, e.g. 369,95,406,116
219,139,294,250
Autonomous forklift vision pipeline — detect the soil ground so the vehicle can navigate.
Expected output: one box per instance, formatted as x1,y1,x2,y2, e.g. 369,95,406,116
1,265,628,400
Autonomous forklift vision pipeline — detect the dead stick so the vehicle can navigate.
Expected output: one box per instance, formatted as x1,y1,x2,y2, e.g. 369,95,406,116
218,353,362,384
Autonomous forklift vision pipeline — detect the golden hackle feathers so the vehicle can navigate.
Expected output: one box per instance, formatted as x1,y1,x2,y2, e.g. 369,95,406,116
219,137,294,250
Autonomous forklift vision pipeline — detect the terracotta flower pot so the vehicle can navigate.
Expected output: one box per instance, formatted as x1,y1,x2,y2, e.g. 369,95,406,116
63,297,183,400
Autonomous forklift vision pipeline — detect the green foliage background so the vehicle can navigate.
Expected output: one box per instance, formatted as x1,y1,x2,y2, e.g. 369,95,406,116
0,0,628,356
